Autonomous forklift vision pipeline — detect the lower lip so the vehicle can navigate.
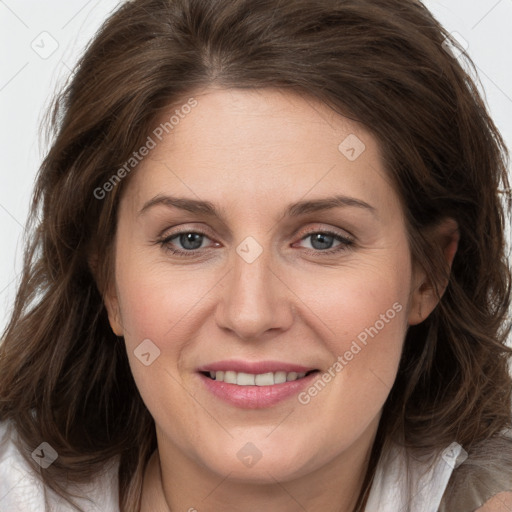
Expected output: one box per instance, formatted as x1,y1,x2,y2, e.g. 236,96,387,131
198,372,319,409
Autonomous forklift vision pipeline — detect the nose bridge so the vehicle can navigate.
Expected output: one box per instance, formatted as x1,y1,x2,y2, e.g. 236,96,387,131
216,235,291,340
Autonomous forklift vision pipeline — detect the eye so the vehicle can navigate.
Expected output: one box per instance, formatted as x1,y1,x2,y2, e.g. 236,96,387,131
157,230,216,257
295,230,355,255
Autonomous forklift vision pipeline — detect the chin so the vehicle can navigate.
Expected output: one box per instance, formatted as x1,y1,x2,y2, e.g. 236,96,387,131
196,442,321,484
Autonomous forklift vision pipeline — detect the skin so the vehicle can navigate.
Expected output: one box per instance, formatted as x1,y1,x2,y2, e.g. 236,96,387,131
476,493,512,512
103,87,459,512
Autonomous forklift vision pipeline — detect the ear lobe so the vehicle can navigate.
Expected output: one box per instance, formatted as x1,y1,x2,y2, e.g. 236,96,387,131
88,252,124,336
104,287,124,337
408,217,459,326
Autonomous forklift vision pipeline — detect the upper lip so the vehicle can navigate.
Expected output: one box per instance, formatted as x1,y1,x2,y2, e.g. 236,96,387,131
197,360,318,374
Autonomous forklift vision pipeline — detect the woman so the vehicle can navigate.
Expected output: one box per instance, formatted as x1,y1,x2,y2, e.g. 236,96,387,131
1,0,511,510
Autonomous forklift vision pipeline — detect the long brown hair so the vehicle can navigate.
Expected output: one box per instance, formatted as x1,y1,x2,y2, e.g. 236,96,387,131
1,0,511,510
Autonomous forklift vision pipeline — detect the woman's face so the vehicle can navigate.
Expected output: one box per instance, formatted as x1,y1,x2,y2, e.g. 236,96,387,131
105,87,431,483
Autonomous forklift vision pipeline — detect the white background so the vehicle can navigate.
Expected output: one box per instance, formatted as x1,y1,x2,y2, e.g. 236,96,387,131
1,0,511,339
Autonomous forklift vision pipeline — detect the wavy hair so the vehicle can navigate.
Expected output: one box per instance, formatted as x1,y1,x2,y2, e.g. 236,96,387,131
0,0,511,510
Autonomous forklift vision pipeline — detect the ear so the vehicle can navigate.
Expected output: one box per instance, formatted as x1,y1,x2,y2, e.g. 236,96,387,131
408,217,459,326
103,284,125,337
88,253,124,337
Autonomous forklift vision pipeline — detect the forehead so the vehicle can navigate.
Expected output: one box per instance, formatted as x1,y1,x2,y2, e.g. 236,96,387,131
121,87,399,220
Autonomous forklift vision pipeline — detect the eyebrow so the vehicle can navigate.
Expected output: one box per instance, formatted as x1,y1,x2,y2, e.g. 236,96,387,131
138,194,377,220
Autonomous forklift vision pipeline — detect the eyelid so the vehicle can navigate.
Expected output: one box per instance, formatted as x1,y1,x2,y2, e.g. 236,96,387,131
157,223,216,240
297,224,355,241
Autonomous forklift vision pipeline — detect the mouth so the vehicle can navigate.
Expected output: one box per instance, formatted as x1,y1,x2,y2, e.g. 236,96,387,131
196,361,322,409
199,369,319,386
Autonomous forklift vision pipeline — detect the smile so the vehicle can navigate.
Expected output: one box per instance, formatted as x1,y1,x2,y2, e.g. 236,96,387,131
202,370,318,385
197,361,321,408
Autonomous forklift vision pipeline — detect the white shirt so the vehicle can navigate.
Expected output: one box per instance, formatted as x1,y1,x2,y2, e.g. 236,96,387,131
365,438,466,511
0,419,464,511
0,420,119,511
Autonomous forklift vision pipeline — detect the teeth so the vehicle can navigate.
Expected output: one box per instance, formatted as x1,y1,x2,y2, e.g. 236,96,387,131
207,370,308,385
237,372,255,385
224,371,237,384
274,371,287,384
255,372,274,386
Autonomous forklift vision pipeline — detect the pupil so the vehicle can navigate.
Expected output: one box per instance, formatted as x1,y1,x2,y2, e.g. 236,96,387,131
311,233,334,250
180,233,203,250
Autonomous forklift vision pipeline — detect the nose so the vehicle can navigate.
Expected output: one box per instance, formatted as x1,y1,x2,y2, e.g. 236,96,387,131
215,243,294,341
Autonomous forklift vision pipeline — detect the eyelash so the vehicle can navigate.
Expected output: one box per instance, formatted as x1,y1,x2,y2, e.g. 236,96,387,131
155,228,355,258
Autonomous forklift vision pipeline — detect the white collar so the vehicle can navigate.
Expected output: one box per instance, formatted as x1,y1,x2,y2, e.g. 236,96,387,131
364,440,465,512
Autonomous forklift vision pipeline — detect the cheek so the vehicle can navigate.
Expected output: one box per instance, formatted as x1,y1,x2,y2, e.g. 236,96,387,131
113,239,209,341
112,251,228,415
113,257,210,423
290,253,411,412
293,257,410,352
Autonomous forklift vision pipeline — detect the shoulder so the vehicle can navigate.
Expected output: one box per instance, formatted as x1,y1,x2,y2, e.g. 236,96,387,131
0,419,120,512
439,429,512,512
475,492,512,512
0,419,47,511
